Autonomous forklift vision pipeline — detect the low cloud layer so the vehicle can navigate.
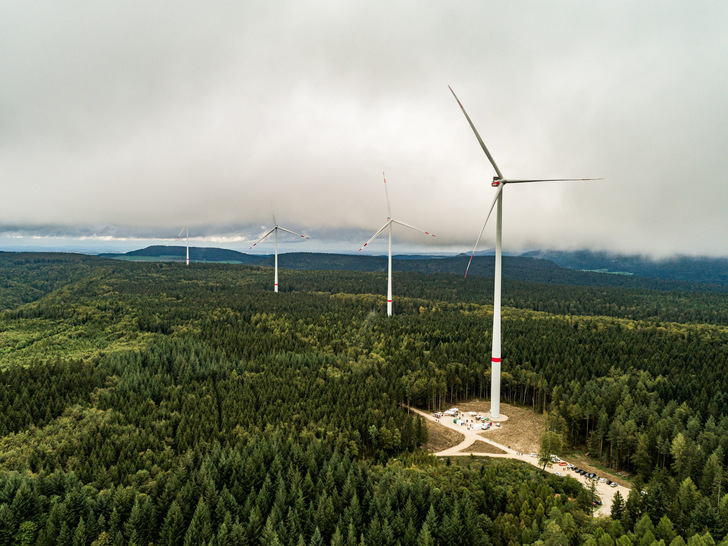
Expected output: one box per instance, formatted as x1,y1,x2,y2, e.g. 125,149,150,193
2,1,727,257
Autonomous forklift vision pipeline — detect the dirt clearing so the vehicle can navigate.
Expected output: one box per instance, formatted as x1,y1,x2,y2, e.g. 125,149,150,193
424,419,464,452
451,401,546,454
462,440,507,455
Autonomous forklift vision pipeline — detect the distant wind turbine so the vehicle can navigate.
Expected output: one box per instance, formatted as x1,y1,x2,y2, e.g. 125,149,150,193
176,226,189,266
449,85,602,419
358,172,436,317
249,215,309,293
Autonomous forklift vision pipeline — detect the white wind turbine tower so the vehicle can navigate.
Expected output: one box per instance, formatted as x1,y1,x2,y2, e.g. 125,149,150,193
176,226,189,266
359,172,436,317
249,215,309,293
449,86,602,419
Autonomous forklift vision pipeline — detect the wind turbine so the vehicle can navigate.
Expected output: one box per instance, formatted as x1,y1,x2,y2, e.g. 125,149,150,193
358,172,436,317
249,215,308,292
176,226,189,266
449,86,602,419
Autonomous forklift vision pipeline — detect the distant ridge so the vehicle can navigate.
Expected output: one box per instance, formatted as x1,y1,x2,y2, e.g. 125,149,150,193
525,250,728,285
96,245,728,291
99,245,262,264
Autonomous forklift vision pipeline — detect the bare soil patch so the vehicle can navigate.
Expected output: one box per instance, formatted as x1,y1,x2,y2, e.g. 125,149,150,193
462,440,507,455
424,419,464,452
454,401,546,454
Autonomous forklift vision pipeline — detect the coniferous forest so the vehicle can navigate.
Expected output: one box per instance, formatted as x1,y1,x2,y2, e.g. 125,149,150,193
1,252,728,545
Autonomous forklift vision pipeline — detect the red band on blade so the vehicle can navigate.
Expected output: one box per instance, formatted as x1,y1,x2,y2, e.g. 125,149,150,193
492,358,501,363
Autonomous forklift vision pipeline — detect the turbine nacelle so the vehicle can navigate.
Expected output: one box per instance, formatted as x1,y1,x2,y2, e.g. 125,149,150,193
492,177,503,187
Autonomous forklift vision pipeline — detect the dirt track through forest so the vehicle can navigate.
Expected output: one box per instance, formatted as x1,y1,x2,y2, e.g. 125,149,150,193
412,406,630,518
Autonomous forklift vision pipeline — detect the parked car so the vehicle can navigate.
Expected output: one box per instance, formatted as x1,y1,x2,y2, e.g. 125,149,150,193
610,482,617,488
530,453,538,458
554,471,562,476
599,478,607,483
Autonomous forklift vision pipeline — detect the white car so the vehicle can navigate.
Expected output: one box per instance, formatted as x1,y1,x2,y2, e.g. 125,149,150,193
599,478,607,483
530,453,538,458
610,482,617,488
554,472,562,477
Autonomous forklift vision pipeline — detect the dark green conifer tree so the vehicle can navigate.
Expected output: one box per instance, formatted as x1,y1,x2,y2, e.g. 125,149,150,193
72,517,88,546
159,501,185,546
0,505,16,546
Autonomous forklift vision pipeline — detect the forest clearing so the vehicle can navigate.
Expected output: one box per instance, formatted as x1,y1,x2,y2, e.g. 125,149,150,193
412,405,630,518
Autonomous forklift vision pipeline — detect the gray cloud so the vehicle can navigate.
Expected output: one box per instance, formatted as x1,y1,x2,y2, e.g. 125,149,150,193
2,1,727,257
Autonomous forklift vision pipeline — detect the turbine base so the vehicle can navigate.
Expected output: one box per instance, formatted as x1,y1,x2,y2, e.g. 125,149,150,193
485,412,509,423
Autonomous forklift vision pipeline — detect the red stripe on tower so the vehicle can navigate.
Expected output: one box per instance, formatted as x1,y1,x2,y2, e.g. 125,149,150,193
492,358,501,363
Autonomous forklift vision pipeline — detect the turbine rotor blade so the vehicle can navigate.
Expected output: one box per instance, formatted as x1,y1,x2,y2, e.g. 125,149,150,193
465,184,503,279
272,212,277,226
504,178,604,184
358,221,391,251
176,226,185,239
249,227,276,249
449,86,504,179
390,219,436,238
277,226,309,239
383,171,391,218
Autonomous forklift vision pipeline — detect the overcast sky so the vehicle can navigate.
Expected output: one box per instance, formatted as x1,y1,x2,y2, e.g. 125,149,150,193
2,1,727,257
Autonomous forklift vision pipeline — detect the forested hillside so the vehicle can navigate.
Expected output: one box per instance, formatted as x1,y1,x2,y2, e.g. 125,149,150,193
99,246,262,264
529,250,728,285
1,253,727,544
102,246,728,293
0,253,99,312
